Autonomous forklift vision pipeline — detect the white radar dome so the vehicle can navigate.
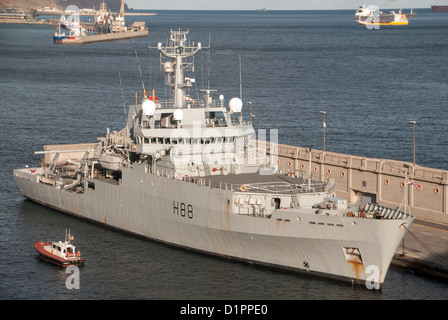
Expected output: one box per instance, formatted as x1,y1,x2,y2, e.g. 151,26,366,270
163,61,174,73
142,99,156,116
229,97,243,113
173,109,184,121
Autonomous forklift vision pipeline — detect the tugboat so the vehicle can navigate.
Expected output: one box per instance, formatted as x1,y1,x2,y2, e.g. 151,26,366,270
53,22,87,44
53,24,69,44
35,230,85,267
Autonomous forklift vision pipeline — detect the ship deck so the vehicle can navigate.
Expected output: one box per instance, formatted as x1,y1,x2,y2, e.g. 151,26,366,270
200,172,328,194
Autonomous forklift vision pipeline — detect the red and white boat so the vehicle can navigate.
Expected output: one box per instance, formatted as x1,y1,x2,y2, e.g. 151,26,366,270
35,230,85,267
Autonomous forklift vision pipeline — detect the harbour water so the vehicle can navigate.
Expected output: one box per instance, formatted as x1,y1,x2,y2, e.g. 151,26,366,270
1,9,448,301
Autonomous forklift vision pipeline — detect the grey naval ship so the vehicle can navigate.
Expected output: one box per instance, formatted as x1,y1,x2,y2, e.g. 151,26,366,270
14,29,414,289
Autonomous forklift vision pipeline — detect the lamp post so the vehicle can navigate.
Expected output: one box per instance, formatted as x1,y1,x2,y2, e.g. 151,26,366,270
410,121,416,166
248,102,252,124
320,111,326,152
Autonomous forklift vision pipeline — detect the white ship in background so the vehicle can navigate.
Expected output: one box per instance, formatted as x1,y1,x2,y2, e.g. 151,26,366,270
354,4,416,20
14,29,414,289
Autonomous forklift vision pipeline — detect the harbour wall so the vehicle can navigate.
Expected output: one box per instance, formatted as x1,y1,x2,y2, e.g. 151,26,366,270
59,30,148,45
268,142,448,225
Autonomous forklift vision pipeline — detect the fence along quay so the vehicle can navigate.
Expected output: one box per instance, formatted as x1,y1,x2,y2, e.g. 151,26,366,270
269,142,448,225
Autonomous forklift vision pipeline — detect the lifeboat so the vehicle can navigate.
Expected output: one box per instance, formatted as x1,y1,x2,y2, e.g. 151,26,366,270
35,230,85,267
99,153,122,171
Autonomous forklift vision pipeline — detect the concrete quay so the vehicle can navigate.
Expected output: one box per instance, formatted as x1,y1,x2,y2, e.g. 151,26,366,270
392,219,448,283
58,30,148,44
270,142,448,225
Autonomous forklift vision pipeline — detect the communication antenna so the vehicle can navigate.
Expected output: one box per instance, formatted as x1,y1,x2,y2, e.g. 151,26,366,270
118,71,126,116
207,48,211,90
132,38,145,92
207,34,211,90
239,53,243,100
148,38,152,91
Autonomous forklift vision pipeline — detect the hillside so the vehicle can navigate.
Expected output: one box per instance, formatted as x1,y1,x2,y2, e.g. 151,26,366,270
0,0,128,11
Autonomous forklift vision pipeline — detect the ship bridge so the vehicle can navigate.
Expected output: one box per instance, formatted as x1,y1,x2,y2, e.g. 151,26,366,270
124,29,260,177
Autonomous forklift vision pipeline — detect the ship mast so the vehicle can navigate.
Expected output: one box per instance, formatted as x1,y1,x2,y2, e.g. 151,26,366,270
153,29,206,109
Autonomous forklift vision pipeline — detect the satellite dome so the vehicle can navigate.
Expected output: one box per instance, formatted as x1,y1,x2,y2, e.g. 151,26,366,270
142,99,156,116
163,61,174,73
229,97,243,113
173,109,184,121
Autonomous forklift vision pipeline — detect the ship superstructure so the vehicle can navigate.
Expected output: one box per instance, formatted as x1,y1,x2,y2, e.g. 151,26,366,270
128,29,260,178
354,4,416,20
357,9,409,26
14,29,414,289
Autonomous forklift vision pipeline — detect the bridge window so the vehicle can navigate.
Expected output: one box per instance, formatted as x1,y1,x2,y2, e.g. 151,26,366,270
206,111,227,127
273,198,280,209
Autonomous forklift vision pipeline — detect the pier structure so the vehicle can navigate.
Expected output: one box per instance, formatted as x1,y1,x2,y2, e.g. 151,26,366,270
268,142,448,225
58,29,148,44
34,10,157,17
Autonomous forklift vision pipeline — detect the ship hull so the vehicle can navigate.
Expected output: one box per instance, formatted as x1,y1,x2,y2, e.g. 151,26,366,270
358,21,408,26
15,166,412,288
432,5,448,12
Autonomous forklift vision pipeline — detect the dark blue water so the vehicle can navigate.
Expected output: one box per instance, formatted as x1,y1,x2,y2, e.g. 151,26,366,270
1,10,448,301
